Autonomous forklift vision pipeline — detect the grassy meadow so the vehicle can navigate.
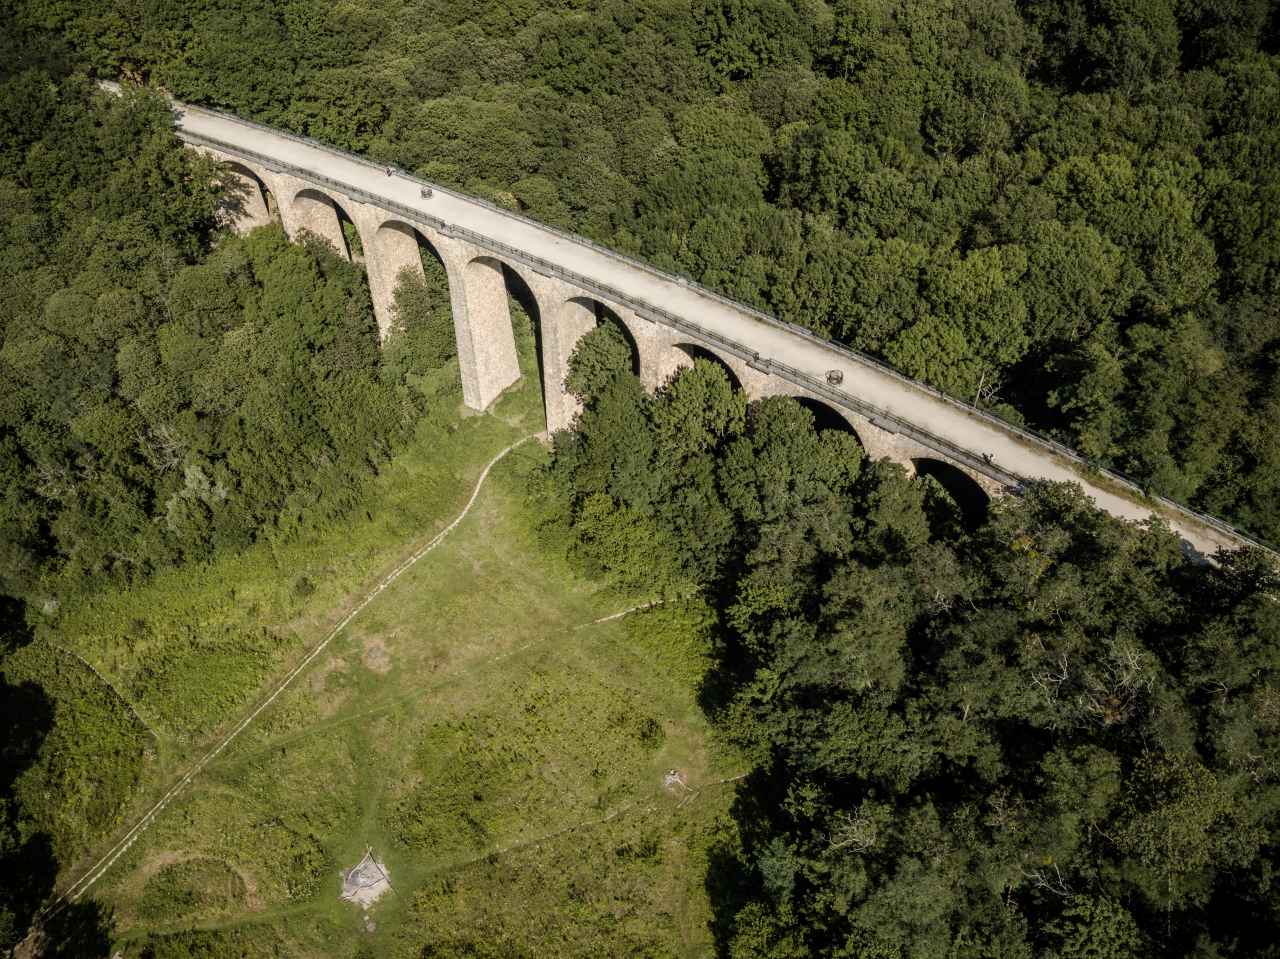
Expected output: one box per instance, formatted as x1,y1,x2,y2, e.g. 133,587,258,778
23,318,740,955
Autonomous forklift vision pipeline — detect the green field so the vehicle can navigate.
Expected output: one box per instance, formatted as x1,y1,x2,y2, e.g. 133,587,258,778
36,340,738,956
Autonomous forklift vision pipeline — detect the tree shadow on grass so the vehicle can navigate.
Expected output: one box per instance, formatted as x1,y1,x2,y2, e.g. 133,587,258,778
702,766,783,958
17,896,114,959
2,596,115,957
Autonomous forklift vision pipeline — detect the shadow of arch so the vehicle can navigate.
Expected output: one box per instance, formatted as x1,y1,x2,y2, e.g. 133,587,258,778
371,218,454,344
372,219,446,271
566,296,640,376
217,160,278,227
673,342,742,392
292,187,360,260
792,395,864,446
913,458,990,531
501,262,542,347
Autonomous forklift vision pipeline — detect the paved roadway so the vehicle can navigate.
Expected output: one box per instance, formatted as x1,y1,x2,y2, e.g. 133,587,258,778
172,102,1251,559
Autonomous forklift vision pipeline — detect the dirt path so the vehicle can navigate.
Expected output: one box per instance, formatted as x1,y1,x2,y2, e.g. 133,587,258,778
125,850,264,911
45,434,540,915
574,599,667,629
569,591,717,632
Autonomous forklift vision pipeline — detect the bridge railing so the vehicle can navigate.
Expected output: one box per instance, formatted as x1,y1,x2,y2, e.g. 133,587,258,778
174,118,1272,556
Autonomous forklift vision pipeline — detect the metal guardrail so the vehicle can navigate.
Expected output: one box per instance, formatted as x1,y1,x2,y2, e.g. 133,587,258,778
173,113,1271,555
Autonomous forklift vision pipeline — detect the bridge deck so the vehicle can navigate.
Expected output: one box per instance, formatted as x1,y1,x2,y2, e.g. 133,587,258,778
169,98,1262,560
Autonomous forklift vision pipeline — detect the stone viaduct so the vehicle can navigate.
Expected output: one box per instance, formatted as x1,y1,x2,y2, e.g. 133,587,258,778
158,92,1262,560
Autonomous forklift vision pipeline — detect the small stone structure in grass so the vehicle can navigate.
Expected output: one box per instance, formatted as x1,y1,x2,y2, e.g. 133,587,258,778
341,848,392,910
663,768,690,794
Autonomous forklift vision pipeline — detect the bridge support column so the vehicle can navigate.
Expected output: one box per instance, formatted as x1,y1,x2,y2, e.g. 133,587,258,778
629,319,684,393
843,412,919,473
636,322,766,394
429,236,521,412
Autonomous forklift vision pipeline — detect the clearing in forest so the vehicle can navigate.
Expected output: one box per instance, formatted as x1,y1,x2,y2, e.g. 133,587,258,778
72,355,736,957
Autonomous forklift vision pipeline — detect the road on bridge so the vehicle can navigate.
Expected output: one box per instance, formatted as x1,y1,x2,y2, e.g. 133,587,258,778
173,102,1248,560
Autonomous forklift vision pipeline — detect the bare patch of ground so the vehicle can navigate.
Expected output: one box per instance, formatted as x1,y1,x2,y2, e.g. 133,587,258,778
662,768,690,796
308,656,346,694
341,848,392,909
362,635,392,673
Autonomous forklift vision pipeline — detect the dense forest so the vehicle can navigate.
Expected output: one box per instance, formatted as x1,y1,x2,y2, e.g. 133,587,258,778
9,0,1280,543
3,0,1280,956
542,332,1280,957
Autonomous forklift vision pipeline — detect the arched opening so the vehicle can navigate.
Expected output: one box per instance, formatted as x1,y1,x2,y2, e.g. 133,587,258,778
372,220,447,274
565,297,640,377
290,188,358,261
215,161,277,233
496,261,543,386
339,207,363,262
913,459,990,532
371,219,455,365
793,396,860,439
671,342,742,392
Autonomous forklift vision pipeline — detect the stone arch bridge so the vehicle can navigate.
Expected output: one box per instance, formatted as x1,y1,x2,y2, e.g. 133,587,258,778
160,93,1260,560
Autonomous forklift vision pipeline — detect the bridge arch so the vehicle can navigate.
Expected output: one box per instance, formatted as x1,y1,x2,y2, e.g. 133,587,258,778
366,218,452,341
791,395,864,442
287,187,361,261
215,160,277,233
665,342,743,392
563,296,641,377
371,219,447,269
913,458,991,531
